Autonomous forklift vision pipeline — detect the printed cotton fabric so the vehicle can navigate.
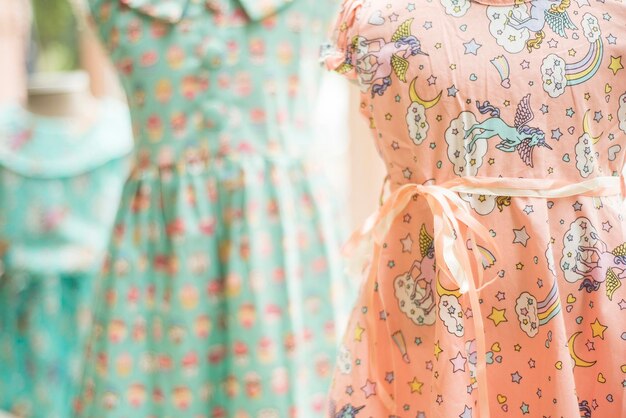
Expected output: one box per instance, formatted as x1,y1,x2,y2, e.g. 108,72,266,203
77,1,350,417
0,99,132,418
323,0,626,417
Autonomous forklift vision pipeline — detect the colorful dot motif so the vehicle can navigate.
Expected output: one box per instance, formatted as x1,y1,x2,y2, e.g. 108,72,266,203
77,1,350,417
324,0,626,417
0,99,132,418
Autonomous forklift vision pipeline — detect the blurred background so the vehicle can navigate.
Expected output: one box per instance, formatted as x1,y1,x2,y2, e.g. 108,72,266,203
30,0,80,71
22,0,384,228
0,1,384,417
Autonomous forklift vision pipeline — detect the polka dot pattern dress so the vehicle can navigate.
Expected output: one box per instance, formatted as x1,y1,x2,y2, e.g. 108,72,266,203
0,99,132,418
323,0,626,417
77,1,350,417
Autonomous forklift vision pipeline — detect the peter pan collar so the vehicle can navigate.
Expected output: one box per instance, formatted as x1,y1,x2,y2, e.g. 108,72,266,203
120,0,294,23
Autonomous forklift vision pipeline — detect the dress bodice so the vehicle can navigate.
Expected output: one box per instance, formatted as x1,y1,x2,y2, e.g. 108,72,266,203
89,0,337,169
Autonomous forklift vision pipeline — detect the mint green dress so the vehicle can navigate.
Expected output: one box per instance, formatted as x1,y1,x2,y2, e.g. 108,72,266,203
77,1,349,417
0,98,133,418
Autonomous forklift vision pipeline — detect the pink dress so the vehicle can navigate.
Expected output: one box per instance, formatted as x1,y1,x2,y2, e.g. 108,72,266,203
323,0,626,417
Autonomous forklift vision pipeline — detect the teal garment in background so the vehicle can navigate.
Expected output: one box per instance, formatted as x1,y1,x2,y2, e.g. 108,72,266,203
0,99,133,418
78,0,351,417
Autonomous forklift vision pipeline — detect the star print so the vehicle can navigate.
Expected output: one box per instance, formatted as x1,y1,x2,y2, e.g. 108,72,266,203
459,406,472,418
528,358,536,368
573,201,583,211
603,12,611,21
389,13,399,22
520,402,530,414
618,299,626,310
540,104,549,114
590,318,607,339
427,75,437,85
447,85,459,97
488,307,507,326
403,168,412,179
407,3,416,11
408,377,424,394
551,128,563,140
516,262,524,270
585,340,595,351
520,60,530,69
425,360,433,370
609,56,623,75
537,388,542,398
415,337,422,345
537,278,543,288
607,34,617,45
513,227,530,247
423,21,433,30
361,379,377,398
566,108,575,117
385,372,394,383
388,260,395,268
511,371,523,384
434,341,443,360
345,385,354,395
514,344,522,352
464,38,482,55
523,205,534,215
395,95,401,102
602,221,612,232
354,323,365,341
379,310,388,320
391,141,400,150
450,351,467,372
403,214,412,223
547,38,558,48
436,395,444,405
496,291,505,301
594,111,603,122
400,234,413,253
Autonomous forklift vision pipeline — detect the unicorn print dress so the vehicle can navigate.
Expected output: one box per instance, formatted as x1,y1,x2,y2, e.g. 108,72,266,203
323,0,626,417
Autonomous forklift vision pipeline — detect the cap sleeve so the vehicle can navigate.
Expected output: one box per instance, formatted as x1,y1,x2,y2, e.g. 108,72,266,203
321,0,363,81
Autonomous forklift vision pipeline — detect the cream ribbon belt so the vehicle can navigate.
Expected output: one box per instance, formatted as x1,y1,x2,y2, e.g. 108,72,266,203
344,175,623,418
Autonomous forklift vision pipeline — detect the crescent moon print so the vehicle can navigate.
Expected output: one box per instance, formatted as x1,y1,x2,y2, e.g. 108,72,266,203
406,77,442,145
568,332,597,368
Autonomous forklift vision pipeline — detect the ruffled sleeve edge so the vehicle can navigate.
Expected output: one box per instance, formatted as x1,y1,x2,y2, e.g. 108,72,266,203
320,0,363,80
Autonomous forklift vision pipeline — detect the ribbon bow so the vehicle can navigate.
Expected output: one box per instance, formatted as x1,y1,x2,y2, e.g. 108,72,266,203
343,175,622,417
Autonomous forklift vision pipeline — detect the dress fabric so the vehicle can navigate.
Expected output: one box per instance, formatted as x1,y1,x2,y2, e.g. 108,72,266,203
323,0,626,417
0,99,133,418
77,1,349,417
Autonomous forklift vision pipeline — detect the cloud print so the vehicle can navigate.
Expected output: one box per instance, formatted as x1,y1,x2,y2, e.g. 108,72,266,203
440,0,470,17
446,111,487,177
618,93,626,135
487,6,530,54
